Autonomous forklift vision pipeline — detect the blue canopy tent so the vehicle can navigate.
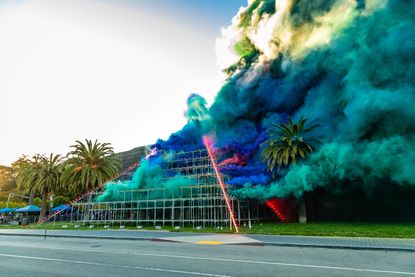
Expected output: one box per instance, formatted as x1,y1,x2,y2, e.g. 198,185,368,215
15,205,41,213
15,205,41,225
51,204,71,212
0,207,17,213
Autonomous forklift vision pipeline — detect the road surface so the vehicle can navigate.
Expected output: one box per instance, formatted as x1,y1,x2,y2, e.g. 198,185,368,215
0,235,414,276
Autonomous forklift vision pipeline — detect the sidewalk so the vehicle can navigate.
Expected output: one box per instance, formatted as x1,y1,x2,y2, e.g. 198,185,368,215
245,234,415,252
1,228,414,252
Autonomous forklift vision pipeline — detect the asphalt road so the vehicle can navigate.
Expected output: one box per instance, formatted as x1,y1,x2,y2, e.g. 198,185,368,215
0,236,414,277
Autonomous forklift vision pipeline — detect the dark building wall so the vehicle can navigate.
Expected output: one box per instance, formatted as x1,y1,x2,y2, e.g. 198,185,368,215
305,182,415,222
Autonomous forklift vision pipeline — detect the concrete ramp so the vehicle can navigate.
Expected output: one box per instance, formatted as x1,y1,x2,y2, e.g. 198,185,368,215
159,234,263,245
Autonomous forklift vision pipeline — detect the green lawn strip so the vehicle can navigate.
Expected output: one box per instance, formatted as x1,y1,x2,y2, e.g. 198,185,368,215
239,223,415,238
1,222,414,238
172,223,415,238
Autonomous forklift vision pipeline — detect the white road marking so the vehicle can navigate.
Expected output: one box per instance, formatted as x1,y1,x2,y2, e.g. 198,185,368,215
0,253,231,277
0,242,414,276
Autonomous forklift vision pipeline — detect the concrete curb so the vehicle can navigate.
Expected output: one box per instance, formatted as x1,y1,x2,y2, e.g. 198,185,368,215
0,232,152,242
258,242,415,253
1,232,414,253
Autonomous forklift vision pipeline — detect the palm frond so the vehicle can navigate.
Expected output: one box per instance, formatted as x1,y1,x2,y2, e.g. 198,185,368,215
61,139,121,192
261,116,318,174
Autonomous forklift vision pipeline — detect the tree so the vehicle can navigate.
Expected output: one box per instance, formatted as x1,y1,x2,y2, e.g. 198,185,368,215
261,116,318,223
52,195,70,207
15,154,63,220
37,154,64,219
11,155,34,203
0,165,17,194
262,116,318,174
15,154,42,201
61,139,121,196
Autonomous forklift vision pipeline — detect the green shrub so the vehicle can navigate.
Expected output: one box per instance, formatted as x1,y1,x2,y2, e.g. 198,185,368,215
53,196,70,206
33,197,50,208
0,201,26,209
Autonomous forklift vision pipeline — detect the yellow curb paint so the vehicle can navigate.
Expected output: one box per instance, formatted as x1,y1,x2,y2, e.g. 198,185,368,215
195,240,224,245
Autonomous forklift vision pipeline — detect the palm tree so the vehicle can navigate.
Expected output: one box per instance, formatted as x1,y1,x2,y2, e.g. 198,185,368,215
261,116,318,223
37,154,63,219
61,139,121,197
262,116,318,174
13,155,36,204
15,154,42,201
16,154,63,220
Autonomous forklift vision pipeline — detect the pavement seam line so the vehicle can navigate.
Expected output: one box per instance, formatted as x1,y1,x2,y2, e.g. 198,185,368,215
0,253,232,277
0,242,414,275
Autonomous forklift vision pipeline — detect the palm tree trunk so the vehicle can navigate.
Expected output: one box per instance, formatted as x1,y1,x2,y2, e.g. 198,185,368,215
87,192,93,203
299,197,307,223
40,186,48,220
87,184,93,203
28,190,35,205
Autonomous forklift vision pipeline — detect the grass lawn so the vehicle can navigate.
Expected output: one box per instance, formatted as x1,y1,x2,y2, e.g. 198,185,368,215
175,223,415,238
1,222,414,238
239,223,415,238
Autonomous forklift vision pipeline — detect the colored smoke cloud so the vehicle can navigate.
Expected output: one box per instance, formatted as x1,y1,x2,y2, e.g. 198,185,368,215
98,156,196,202
100,0,415,202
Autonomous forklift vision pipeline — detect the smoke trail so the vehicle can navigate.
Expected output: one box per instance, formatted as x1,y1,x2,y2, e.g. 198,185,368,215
233,136,415,199
98,155,196,202
216,0,415,199
101,0,415,203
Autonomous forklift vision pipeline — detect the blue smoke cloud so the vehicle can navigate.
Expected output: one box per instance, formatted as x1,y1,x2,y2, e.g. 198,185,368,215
102,0,415,202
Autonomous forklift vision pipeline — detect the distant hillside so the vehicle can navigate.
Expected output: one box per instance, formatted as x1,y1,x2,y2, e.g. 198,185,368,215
115,146,150,171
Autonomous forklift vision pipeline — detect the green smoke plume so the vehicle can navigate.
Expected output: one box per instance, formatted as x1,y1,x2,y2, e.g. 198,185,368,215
98,156,196,202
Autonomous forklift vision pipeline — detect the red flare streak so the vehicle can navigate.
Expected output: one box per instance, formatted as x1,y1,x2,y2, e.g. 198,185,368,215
203,136,239,233
265,199,287,222
265,198,299,223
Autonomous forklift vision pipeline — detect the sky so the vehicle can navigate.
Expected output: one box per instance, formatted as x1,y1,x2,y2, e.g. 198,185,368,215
0,0,246,165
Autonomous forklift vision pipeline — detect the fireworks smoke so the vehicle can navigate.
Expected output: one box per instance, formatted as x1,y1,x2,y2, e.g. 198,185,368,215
101,0,415,205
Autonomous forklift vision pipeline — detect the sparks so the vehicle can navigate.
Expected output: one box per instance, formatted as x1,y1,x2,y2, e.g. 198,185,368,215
203,136,239,233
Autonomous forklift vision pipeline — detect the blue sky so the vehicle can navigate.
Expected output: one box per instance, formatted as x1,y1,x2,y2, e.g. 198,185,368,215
106,0,246,35
0,0,247,165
